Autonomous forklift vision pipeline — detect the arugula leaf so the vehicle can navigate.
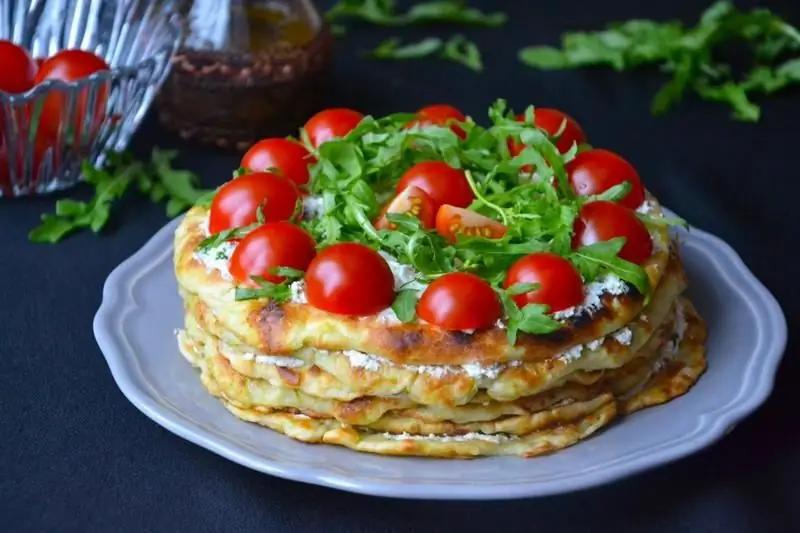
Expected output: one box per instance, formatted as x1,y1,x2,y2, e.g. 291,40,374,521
196,223,258,251
234,276,293,302
518,1,800,121
569,239,650,295
369,35,483,72
392,289,418,322
441,35,483,72
370,37,442,59
270,266,305,280
30,150,210,244
327,0,506,27
29,160,143,244
497,290,561,344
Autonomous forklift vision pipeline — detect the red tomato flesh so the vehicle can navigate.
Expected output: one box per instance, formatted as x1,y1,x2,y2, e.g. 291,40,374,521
241,138,314,187
303,108,363,148
406,104,467,139
34,49,110,142
304,242,396,316
209,172,300,234
566,149,645,209
435,205,507,243
375,186,436,230
503,252,584,312
229,222,317,284
572,201,653,265
397,161,474,209
417,272,502,330
0,40,37,94
515,108,586,154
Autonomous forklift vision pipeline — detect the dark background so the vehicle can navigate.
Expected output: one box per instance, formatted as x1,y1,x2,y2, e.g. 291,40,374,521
2,0,798,531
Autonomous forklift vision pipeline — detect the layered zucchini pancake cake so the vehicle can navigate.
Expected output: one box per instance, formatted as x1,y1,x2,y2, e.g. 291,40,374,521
174,101,708,458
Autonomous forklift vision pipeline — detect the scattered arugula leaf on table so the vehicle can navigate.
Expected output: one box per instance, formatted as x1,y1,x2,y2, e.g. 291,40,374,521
327,0,506,28
518,1,800,121
369,34,483,71
29,149,211,244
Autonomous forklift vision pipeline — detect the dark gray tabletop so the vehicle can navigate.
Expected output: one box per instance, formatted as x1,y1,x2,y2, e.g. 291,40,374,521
2,0,799,531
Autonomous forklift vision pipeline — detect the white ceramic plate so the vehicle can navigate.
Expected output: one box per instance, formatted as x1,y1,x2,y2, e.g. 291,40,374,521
94,213,787,500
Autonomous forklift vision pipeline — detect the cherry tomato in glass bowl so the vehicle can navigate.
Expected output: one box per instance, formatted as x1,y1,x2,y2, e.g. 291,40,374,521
566,149,645,209
303,108,363,148
375,186,437,230
241,138,314,188
397,161,474,209
229,222,317,284
417,272,502,330
304,242,395,316
406,104,467,139
503,252,584,312
34,49,110,142
572,200,653,265
209,172,300,234
435,205,507,243
0,40,37,94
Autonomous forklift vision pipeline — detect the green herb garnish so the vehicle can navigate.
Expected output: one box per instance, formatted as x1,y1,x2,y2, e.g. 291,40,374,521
234,276,293,303
391,289,419,323
294,99,668,344
369,35,483,71
327,0,506,28
518,1,800,121
30,150,210,244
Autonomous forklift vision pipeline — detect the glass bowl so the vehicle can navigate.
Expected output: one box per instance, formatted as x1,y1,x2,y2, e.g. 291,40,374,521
0,0,183,197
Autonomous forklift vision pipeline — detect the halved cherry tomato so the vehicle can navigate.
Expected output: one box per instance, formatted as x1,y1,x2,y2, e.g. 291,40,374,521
503,252,584,312
241,138,314,187
304,242,395,316
209,172,300,234
0,40,37,94
566,149,645,209
375,186,436,230
396,161,474,209
303,108,363,148
405,104,467,139
417,272,502,330
229,221,317,284
435,205,507,243
572,201,653,265
34,49,110,142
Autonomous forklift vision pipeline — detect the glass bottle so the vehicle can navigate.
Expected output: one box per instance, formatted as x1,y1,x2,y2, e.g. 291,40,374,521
156,0,334,151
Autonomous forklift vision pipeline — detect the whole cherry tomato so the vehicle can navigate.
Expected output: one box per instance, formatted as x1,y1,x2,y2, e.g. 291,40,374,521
566,149,645,209
0,40,37,94
209,172,300,234
375,186,436,230
304,242,395,316
34,49,110,142
406,104,467,139
572,201,653,265
229,222,317,284
396,161,474,209
241,138,314,187
417,272,502,330
303,108,363,148
435,205,507,243
503,252,584,312
507,108,586,171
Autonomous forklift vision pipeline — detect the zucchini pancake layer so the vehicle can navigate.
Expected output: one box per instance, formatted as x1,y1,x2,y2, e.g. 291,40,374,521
173,102,708,458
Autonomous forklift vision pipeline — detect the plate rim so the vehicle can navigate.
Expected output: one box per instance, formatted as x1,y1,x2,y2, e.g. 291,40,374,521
93,212,788,500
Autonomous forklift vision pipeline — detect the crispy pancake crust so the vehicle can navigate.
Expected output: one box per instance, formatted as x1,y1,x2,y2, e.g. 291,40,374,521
184,299,705,458
175,202,673,365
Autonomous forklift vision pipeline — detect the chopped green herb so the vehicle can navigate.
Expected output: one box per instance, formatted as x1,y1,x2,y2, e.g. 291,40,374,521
30,150,211,244
518,1,800,121
327,0,506,27
391,289,419,322
234,276,293,303
368,35,483,71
